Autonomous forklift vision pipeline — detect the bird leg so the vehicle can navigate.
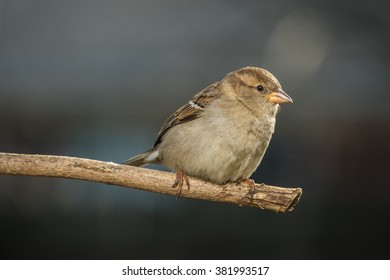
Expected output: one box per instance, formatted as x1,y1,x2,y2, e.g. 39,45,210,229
239,178,257,200
172,168,190,199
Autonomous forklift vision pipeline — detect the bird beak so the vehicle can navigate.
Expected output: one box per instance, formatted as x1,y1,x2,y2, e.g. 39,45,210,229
267,89,293,104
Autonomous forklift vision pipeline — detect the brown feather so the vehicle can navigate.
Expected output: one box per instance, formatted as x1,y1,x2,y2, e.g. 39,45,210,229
153,82,221,147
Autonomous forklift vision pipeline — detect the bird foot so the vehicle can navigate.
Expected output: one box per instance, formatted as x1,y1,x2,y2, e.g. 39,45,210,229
239,178,257,200
172,169,190,199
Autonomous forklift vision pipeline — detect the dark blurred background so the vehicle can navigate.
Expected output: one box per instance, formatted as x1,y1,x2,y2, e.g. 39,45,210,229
1,0,389,259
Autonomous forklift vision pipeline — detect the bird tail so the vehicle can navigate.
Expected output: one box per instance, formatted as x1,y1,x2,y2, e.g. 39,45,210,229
122,149,160,167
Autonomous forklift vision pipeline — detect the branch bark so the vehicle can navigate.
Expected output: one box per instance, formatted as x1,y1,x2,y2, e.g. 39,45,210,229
0,152,302,213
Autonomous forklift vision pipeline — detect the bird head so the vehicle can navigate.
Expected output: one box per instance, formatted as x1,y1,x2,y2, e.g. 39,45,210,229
224,67,293,109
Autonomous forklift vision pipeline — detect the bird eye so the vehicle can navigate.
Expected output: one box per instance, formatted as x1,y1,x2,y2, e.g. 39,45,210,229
256,85,265,92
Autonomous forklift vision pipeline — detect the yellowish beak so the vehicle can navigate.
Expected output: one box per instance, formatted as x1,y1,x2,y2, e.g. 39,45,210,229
267,89,293,104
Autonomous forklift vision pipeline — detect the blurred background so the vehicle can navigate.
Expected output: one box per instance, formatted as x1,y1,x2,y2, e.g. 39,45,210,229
1,0,389,259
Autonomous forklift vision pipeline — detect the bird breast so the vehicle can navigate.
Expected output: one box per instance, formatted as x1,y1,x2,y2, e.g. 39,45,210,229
158,100,277,184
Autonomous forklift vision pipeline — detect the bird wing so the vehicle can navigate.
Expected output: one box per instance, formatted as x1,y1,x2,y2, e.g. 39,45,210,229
153,82,221,147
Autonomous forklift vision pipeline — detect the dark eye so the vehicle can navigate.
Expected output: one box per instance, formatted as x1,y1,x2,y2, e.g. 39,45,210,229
256,85,265,92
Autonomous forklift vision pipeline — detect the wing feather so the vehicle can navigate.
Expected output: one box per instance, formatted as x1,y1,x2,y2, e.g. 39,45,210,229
153,82,221,147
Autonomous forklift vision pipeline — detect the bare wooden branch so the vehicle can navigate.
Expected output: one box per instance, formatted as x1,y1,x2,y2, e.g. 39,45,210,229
0,152,302,212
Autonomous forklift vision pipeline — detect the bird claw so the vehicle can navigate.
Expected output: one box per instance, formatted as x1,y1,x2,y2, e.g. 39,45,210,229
239,178,257,201
172,169,190,199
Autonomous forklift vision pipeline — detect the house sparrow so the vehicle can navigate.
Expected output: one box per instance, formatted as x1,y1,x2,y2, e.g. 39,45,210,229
124,67,292,196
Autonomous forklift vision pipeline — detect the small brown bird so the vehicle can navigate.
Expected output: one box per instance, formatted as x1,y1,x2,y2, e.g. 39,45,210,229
124,67,292,195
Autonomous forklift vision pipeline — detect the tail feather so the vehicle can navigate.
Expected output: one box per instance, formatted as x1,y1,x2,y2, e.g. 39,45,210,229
122,149,160,167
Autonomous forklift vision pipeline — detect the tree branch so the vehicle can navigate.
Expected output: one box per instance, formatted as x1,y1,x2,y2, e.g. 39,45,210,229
0,152,302,212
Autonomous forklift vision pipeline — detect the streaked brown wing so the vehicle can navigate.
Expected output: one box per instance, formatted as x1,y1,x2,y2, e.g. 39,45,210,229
153,82,221,147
